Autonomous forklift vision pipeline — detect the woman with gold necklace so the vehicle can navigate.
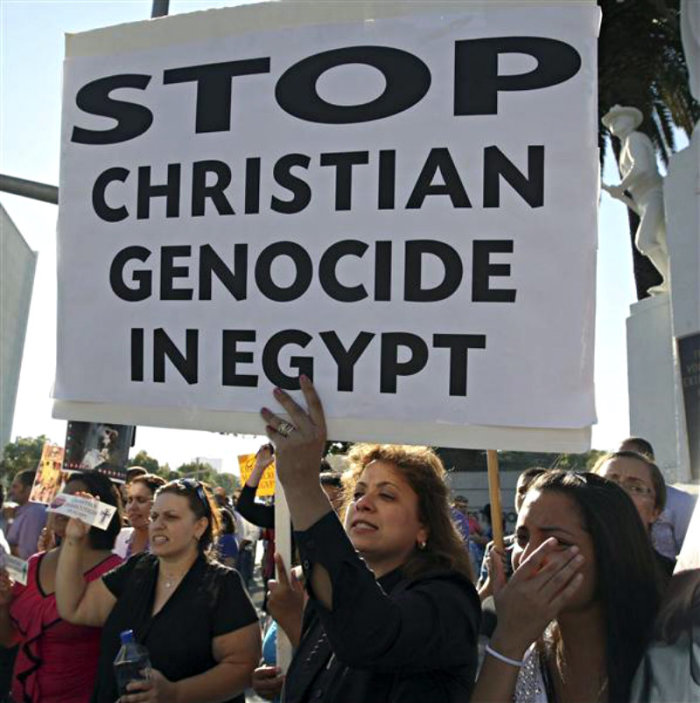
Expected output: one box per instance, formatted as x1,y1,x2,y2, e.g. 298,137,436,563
56,478,261,703
471,471,664,703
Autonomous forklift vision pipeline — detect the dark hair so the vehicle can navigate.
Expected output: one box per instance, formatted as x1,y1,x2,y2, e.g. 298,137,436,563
126,466,148,482
527,471,663,703
15,470,36,488
618,436,655,459
343,444,473,581
592,451,667,512
65,472,123,550
515,468,547,512
518,466,547,487
219,508,236,535
130,473,166,496
654,569,700,643
156,479,221,556
320,471,342,488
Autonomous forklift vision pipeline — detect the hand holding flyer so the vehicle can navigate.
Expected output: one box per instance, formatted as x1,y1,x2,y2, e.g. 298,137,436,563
0,555,28,586
47,493,117,531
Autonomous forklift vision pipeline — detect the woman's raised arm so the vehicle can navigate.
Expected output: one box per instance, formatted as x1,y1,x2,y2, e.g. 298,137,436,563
260,376,335,609
55,517,116,626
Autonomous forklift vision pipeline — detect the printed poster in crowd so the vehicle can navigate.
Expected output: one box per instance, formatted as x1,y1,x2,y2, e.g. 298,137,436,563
30,443,66,504
238,454,276,498
678,332,700,482
62,421,135,482
54,1,600,451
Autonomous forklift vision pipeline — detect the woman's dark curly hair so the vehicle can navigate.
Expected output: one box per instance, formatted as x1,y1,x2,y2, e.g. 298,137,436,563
342,444,473,582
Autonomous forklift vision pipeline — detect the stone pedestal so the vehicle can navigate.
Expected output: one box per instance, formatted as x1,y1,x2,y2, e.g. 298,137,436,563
626,132,699,483
665,134,700,339
627,294,684,479
667,132,700,482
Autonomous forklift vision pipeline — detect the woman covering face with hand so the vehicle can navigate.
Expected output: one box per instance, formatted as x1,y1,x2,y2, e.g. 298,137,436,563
55,478,261,703
471,471,664,703
260,376,480,703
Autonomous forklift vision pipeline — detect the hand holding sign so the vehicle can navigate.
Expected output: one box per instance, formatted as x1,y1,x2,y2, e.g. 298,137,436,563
247,444,275,490
48,492,117,533
261,376,327,491
267,554,305,648
0,554,28,588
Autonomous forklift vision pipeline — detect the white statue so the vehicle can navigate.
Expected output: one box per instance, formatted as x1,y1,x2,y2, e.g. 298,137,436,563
602,105,670,295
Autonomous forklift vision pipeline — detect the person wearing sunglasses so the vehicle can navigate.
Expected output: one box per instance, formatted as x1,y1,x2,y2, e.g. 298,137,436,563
592,451,675,578
55,478,261,703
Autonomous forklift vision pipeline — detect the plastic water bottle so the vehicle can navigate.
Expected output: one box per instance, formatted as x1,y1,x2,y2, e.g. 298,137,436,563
114,629,151,696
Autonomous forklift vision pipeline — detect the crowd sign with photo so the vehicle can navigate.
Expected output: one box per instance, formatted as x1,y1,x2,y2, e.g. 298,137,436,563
63,421,135,482
30,443,66,504
54,1,600,449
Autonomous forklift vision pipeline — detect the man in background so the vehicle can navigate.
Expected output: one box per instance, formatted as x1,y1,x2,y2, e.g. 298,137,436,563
6,470,46,560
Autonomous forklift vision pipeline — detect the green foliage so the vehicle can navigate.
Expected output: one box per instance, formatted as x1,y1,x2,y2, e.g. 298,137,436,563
599,0,699,167
127,450,161,475
216,472,239,496
437,448,608,474
0,435,49,482
174,460,239,496
498,450,606,473
598,0,700,298
552,450,606,473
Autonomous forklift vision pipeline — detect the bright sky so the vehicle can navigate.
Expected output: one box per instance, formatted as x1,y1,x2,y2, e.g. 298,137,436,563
0,0,638,475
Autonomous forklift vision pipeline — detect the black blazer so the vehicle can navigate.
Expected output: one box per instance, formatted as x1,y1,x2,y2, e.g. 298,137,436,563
283,512,481,703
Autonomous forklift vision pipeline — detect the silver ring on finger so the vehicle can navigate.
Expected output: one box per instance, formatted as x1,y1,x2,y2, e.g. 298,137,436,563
277,421,296,437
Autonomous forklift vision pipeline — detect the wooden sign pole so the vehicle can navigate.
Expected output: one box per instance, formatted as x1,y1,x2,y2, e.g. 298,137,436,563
486,450,505,551
274,481,293,672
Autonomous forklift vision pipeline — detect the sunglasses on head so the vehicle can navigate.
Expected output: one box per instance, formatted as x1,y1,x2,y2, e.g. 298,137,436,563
176,478,210,515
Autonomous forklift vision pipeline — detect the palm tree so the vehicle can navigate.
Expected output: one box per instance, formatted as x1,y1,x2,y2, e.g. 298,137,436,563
598,0,700,298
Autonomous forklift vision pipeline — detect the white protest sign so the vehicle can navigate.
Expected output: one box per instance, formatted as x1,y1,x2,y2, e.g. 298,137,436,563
54,1,599,451
0,554,28,586
47,493,117,531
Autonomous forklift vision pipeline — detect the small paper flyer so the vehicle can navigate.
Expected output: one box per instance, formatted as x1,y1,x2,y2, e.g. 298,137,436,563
0,554,28,586
47,494,117,531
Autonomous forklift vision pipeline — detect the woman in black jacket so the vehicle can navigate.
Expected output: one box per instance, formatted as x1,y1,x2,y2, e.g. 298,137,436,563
260,377,480,702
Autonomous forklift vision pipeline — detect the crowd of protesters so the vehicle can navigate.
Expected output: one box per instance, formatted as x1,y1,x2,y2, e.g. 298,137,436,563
0,378,696,702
